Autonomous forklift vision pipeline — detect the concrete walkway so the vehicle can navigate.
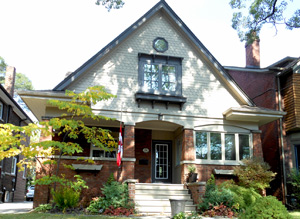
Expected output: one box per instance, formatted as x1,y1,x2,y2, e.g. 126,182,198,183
0,201,33,214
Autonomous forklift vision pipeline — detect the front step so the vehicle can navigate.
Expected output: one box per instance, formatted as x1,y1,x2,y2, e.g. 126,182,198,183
134,183,196,215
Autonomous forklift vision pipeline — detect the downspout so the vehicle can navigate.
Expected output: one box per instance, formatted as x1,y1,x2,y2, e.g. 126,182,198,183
276,75,287,204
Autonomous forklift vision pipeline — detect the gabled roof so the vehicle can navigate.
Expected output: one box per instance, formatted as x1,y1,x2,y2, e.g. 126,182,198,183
0,84,33,124
53,0,254,106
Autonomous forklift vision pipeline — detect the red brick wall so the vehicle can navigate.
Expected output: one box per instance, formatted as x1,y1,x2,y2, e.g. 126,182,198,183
135,129,152,183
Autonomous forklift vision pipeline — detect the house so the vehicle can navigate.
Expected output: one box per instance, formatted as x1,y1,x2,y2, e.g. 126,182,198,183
227,52,300,204
19,0,285,211
0,66,32,202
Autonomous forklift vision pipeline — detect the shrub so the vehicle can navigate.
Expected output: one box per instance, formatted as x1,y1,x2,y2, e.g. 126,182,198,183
239,196,292,219
52,186,80,212
198,175,236,212
34,203,53,213
288,168,300,208
86,177,134,215
173,211,202,219
202,203,237,218
234,157,276,193
221,182,261,211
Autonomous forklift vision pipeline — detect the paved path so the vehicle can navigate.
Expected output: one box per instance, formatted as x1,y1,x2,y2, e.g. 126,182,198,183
0,201,33,214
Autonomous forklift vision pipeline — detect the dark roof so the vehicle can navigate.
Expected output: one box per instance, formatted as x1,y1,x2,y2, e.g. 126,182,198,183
267,56,298,69
52,0,254,106
0,84,33,124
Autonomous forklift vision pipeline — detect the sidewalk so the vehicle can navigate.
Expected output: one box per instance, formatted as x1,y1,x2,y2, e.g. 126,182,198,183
0,201,33,214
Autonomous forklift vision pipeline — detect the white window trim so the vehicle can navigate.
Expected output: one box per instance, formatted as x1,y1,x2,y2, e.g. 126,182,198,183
90,144,117,159
194,131,253,165
0,101,3,121
23,165,27,179
11,157,17,175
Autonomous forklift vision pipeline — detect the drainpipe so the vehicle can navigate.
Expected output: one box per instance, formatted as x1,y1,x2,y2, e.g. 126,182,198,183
276,75,287,204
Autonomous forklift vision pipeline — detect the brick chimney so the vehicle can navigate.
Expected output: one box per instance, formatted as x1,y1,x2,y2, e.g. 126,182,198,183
245,40,260,68
4,66,16,97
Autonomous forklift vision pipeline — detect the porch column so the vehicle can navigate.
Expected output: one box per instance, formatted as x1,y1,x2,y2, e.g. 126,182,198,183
181,129,195,183
252,132,263,158
33,120,52,208
121,124,135,181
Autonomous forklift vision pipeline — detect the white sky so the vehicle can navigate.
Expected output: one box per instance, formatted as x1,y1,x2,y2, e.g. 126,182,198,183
1,0,300,90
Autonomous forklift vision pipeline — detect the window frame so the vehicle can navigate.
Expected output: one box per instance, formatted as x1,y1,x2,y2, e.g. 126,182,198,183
138,53,183,96
89,144,117,159
11,157,17,175
0,101,3,121
194,131,253,165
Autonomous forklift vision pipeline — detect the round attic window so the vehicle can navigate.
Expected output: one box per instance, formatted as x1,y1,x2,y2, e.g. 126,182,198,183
153,37,168,53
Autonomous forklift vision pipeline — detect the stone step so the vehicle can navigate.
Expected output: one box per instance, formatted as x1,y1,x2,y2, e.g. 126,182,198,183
135,194,192,200
135,205,196,213
135,189,189,195
135,199,194,206
135,183,185,190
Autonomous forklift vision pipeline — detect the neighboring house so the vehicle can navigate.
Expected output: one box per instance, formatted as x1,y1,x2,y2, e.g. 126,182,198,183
0,66,32,203
19,0,285,210
226,40,300,204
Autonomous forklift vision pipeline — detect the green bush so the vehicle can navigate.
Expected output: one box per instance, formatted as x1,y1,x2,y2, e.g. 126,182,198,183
198,175,236,212
34,204,52,213
52,186,80,212
234,158,276,193
239,196,292,219
87,177,134,214
221,182,261,211
288,168,300,208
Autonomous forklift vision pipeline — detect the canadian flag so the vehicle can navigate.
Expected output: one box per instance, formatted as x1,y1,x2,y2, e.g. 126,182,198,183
117,125,123,167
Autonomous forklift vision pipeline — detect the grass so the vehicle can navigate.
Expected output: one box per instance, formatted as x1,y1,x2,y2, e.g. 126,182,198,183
0,213,131,219
290,210,300,219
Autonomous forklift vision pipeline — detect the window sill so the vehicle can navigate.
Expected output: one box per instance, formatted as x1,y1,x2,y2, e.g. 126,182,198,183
135,92,187,110
181,160,243,166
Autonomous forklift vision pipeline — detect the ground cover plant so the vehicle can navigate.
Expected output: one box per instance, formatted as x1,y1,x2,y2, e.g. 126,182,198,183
86,174,135,216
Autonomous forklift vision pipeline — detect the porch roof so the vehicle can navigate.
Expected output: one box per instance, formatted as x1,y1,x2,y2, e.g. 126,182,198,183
223,106,286,126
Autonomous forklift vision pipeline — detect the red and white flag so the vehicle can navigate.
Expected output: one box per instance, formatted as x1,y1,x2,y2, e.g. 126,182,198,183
117,125,123,167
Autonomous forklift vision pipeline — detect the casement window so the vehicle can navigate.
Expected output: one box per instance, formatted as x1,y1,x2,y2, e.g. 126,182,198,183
90,144,117,158
11,157,17,175
0,101,3,121
138,53,183,96
195,132,252,164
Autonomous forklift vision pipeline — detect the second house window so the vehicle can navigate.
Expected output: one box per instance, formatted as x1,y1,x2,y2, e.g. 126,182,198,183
138,53,182,96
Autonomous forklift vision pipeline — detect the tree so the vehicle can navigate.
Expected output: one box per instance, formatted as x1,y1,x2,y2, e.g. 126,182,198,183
0,86,117,204
95,0,125,11
0,56,34,91
230,0,300,43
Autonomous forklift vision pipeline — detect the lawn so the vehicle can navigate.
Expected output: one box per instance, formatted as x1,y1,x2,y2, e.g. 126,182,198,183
290,211,300,219
0,213,131,219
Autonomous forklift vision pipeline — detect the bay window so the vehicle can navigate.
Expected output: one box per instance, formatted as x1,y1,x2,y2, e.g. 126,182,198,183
195,131,252,164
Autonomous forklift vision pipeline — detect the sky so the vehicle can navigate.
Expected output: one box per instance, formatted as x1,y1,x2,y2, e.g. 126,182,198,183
1,0,300,91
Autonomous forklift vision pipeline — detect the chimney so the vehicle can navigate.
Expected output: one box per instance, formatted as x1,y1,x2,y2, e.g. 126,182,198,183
245,40,260,68
4,66,16,97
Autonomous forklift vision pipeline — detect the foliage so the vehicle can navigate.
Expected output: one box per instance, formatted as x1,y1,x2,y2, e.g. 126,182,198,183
288,168,300,208
52,186,81,212
239,196,292,219
173,211,202,219
221,181,261,211
34,204,53,213
198,175,236,212
230,0,300,43
187,164,196,173
202,203,237,218
87,177,134,215
233,157,276,193
103,205,134,217
95,0,124,11
0,86,116,202
0,56,34,91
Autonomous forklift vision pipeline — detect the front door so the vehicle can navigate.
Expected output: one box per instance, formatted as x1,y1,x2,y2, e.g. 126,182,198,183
152,140,172,183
